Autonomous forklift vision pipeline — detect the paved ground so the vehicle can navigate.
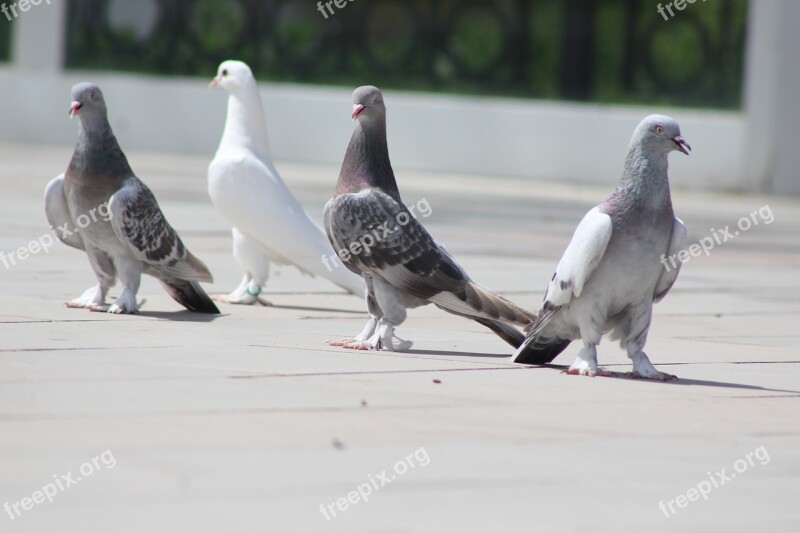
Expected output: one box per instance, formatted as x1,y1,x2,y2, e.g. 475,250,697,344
1,142,799,532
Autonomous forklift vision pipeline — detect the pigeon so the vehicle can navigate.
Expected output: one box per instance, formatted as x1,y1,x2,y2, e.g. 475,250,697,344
44,83,219,314
208,60,364,305
512,114,689,380
323,86,536,351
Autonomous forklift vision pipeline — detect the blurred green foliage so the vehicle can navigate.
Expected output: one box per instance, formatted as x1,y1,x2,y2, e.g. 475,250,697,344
0,17,11,61
64,0,748,109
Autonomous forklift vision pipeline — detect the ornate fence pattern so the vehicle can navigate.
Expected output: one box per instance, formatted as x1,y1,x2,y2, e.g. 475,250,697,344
64,0,749,109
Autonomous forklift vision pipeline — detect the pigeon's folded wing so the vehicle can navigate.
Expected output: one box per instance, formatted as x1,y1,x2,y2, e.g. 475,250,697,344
545,206,612,307
109,178,213,283
44,174,85,251
324,189,466,300
210,154,339,270
654,217,687,302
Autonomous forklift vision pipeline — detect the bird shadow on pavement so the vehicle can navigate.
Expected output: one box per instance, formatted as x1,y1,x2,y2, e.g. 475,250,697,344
395,350,800,394
136,310,225,322
406,349,514,359
628,375,800,394
270,304,366,315
522,363,800,394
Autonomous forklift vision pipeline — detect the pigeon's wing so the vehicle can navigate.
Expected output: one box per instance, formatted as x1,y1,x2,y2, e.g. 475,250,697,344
109,177,213,283
44,174,85,251
544,206,613,307
653,217,687,303
324,189,467,301
208,152,364,294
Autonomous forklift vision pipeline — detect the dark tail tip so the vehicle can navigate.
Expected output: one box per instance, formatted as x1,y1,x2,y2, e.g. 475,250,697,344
160,279,220,314
512,337,571,365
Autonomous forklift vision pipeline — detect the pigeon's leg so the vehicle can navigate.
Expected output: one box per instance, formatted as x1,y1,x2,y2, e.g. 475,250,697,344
107,261,144,314
67,284,109,310
370,318,413,352
215,273,272,306
330,316,379,349
566,343,600,376
622,305,676,381
332,276,382,349
216,228,271,305
70,249,115,311
332,275,410,351
627,348,677,381
351,279,412,352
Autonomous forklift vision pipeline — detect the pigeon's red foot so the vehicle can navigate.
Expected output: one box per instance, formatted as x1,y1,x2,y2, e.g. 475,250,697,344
327,338,355,347
341,342,374,351
327,339,374,350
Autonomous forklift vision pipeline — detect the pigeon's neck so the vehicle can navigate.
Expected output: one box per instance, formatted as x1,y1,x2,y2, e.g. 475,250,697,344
67,118,133,183
336,119,400,199
218,87,271,160
609,144,673,213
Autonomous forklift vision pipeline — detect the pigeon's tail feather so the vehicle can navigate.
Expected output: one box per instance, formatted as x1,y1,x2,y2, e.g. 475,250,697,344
461,282,537,326
159,278,220,314
472,318,526,349
431,282,536,327
185,251,214,283
511,304,569,363
512,335,571,364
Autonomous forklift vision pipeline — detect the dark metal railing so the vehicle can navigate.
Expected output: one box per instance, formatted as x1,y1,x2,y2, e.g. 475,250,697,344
64,0,749,109
0,15,11,61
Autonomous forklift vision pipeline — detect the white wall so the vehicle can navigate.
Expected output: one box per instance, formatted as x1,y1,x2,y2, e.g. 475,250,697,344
0,69,746,192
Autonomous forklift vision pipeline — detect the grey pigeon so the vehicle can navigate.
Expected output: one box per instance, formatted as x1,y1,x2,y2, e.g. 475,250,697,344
44,83,219,314
323,86,536,351
512,114,689,380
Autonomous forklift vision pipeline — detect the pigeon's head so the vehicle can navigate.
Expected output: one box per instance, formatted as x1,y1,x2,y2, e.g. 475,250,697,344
69,83,107,121
632,115,691,156
209,60,254,93
351,86,385,123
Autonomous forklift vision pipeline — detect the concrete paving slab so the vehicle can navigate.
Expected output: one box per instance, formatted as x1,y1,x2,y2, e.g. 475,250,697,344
1,143,799,532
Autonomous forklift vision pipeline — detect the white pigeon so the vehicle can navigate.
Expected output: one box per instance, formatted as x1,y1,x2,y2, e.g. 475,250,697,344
512,115,690,380
208,60,364,304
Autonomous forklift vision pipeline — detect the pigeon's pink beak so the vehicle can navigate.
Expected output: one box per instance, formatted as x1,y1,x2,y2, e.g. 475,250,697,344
352,104,365,121
69,101,82,119
209,77,220,89
673,136,691,155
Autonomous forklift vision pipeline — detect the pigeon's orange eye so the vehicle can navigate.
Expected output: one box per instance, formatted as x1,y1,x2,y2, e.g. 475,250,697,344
655,125,664,134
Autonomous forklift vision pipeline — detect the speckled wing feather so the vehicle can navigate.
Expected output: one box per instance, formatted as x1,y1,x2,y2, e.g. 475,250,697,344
109,178,213,283
325,189,535,326
324,188,466,300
